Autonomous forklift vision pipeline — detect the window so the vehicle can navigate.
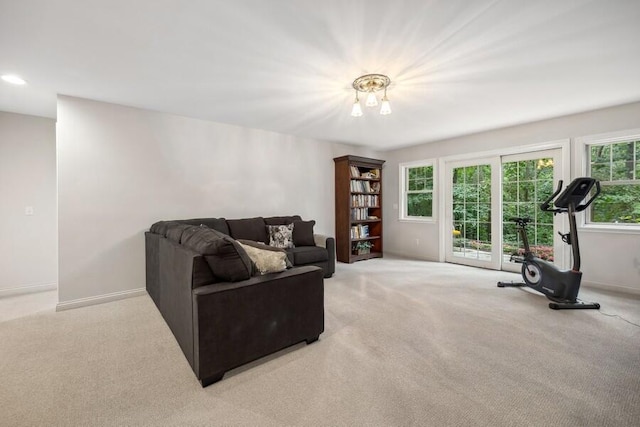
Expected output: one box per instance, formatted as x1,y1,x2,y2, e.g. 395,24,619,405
400,162,435,220
586,138,640,225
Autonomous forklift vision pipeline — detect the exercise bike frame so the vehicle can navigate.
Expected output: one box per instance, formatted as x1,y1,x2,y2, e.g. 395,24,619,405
498,179,601,310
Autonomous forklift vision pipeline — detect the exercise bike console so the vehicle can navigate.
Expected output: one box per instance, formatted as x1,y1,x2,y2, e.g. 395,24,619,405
498,178,601,310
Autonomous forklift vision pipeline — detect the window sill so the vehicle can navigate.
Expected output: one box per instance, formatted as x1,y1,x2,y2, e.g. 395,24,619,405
399,217,437,224
579,224,640,235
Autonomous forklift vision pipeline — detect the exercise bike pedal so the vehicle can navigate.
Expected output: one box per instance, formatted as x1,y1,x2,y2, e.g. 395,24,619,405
559,231,571,245
548,299,600,310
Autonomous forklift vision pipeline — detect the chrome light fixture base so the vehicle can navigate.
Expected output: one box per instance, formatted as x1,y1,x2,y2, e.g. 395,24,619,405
352,74,391,93
350,74,391,117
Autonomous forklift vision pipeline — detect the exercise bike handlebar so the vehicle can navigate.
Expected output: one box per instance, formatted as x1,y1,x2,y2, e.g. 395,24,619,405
574,180,601,212
540,180,565,212
539,179,601,213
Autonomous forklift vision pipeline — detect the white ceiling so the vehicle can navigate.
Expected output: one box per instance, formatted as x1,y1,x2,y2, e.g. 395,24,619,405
2,0,640,150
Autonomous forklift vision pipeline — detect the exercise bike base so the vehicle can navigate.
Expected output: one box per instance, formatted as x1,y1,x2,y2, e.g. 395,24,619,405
497,282,600,310
497,281,525,288
548,300,600,310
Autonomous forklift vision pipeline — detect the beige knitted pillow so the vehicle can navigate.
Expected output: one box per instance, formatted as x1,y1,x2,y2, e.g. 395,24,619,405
238,242,288,275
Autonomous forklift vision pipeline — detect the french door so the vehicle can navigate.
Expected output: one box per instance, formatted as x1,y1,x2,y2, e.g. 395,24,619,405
444,149,563,271
445,157,501,269
501,150,563,272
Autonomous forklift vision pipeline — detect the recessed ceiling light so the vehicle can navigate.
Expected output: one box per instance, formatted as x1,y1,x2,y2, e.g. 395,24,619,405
1,75,27,85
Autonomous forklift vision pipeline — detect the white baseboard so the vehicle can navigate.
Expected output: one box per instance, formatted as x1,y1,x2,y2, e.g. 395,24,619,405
0,282,57,298
56,288,147,311
582,280,640,296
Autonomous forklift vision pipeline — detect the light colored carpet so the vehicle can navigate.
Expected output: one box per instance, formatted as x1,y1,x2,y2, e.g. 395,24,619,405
1,258,639,426
0,289,56,322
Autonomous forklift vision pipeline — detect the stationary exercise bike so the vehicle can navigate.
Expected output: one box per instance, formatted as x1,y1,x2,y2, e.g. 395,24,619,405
498,177,601,310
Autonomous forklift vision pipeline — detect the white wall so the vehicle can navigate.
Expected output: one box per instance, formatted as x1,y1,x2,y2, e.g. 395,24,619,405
56,95,377,306
383,101,640,294
0,111,57,295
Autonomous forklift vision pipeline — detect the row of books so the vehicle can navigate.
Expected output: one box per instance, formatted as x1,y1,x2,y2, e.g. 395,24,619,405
351,194,379,207
350,180,380,193
351,208,371,221
350,224,370,239
349,166,381,179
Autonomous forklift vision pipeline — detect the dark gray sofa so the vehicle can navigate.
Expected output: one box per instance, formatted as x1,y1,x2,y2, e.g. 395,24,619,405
145,215,332,386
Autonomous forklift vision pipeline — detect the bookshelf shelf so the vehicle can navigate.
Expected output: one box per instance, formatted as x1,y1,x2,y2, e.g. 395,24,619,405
333,155,385,263
351,236,381,242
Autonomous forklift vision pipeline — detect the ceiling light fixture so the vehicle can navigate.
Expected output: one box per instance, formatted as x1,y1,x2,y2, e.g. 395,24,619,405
351,74,391,117
1,74,27,85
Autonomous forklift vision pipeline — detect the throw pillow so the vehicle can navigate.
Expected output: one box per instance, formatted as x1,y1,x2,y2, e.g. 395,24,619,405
238,242,288,275
181,227,253,282
266,224,294,249
292,220,316,247
238,239,293,268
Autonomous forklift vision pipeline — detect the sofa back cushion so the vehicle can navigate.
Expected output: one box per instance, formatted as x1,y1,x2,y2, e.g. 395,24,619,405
264,215,302,225
227,217,269,244
150,220,180,236
151,218,230,236
181,227,253,282
180,218,230,235
180,225,203,245
165,224,196,243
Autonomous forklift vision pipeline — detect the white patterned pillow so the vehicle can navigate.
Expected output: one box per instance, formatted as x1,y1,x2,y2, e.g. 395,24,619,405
266,224,294,249
238,242,288,275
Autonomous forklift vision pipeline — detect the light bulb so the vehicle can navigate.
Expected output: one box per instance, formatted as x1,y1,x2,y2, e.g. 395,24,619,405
351,100,363,117
380,96,392,115
365,92,378,107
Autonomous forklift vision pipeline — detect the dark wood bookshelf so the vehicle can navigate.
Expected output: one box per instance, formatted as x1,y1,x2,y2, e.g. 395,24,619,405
333,155,385,263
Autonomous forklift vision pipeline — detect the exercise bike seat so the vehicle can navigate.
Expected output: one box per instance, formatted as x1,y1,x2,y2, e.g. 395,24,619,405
509,217,532,226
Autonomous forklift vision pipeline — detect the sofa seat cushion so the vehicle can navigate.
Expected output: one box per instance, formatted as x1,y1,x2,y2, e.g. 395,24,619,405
227,217,268,243
288,246,328,265
181,227,253,282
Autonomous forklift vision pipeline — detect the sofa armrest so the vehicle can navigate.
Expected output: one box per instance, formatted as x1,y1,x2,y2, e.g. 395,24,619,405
314,234,335,277
191,266,324,381
313,233,329,248
158,238,202,369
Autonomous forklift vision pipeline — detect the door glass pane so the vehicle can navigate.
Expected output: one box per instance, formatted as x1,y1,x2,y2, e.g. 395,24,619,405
502,157,555,263
452,165,492,261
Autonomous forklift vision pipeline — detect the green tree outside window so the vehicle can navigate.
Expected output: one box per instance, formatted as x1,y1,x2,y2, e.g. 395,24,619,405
588,140,640,224
406,165,434,217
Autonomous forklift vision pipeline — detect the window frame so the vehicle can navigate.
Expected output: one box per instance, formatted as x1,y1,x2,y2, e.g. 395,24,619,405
576,128,640,233
399,159,436,222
